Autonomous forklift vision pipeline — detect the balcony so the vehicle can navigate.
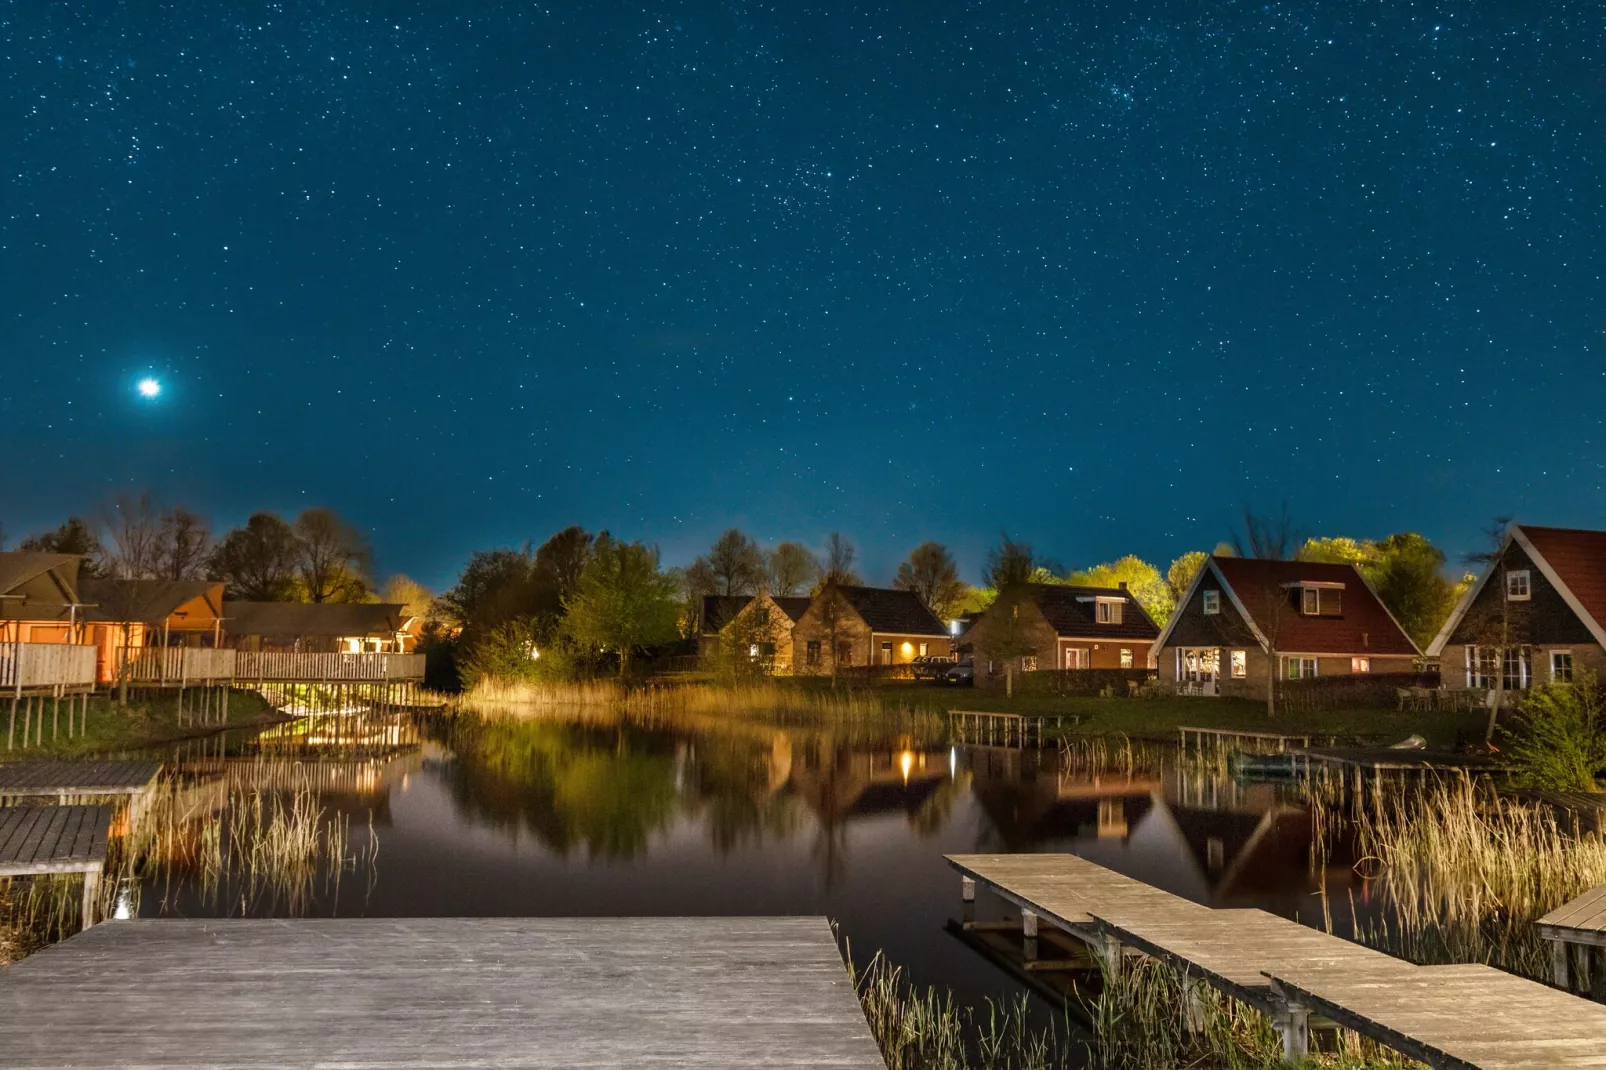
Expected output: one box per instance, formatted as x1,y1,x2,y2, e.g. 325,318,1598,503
0,643,97,696
118,647,237,687
233,651,425,683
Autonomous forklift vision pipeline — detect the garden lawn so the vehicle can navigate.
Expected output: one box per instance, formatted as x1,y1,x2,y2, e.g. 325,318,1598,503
1,689,284,758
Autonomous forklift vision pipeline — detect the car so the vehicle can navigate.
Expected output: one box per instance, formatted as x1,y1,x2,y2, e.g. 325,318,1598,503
942,661,975,687
911,655,955,681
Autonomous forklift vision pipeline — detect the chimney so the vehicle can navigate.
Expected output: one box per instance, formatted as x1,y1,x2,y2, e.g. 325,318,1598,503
1118,581,1129,592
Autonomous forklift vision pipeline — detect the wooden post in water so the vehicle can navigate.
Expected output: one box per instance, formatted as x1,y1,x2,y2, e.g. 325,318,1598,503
80,869,100,930
1275,1001,1310,1060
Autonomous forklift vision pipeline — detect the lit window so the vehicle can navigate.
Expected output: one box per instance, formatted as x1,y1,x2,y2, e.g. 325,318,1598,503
918,642,928,656
1302,588,1320,615
1097,600,1124,624
1202,591,1220,615
1351,657,1370,674
1119,648,1133,668
1230,650,1246,678
1065,648,1088,669
1552,651,1574,683
1285,657,1318,680
1021,656,1038,672
1506,570,1531,601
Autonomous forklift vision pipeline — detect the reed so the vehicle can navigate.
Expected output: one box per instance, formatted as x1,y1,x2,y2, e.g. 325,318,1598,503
459,677,625,709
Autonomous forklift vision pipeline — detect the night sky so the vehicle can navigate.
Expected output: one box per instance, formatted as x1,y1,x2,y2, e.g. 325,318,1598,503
3,1,1602,589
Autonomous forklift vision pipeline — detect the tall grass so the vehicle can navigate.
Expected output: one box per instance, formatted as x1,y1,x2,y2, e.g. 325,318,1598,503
1311,771,1606,978
460,678,625,709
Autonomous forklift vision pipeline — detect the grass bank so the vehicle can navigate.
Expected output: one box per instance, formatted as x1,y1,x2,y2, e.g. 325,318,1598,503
0,689,284,758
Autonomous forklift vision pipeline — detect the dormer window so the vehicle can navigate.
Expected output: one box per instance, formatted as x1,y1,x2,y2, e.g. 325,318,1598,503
1288,581,1344,616
1202,590,1220,615
1096,599,1124,624
1301,588,1320,615
1506,570,1531,602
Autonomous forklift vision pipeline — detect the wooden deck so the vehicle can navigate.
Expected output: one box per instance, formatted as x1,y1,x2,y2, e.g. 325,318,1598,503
0,760,161,800
0,917,883,1069
1291,746,1507,773
949,853,1606,1066
0,805,110,928
1537,883,1606,994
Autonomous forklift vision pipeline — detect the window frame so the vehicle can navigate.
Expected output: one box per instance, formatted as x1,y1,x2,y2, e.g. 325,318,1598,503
1230,650,1247,678
1551,650,1574,683
1119,648,1134,669
1506,570,1532,602
1202,590,1220,616
1351,656,1370,674
1301,587,1320,616
1096,600,1124,624
805,640,821,666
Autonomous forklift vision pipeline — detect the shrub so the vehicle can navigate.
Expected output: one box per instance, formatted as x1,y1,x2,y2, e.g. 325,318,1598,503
1503,672,1606,793
458,620,577,688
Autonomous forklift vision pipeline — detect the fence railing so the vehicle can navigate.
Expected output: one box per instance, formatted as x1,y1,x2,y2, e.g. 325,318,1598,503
118,647,238,685
0,643,97,694
233,651,425,682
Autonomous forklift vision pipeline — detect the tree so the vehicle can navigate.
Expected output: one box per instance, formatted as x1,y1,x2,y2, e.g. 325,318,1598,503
1069,555,1173,624
21,517,105,575
158,507,211,581
1364,533,1460,648
562,536,681,677
1296,536,1369,564
819,533,862,588
101,493,165,580
696,529,765,596
1461,518,1530,743
209,513,300,601
1167,551,1208,600
439,548,539,636
983,533,1034,590
380,575,435,621
985,592,1041,699
1233,504,1299,560
292,508,371,603
894,542,967,620
767,541,819,596
533,526,593,605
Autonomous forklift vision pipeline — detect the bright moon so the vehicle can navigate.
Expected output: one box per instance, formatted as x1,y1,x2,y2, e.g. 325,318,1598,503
136,378,161,398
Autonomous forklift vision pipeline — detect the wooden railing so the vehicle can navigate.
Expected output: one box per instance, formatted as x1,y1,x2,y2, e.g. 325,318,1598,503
118,647,237,685
0,643,97,694
233,651,425,683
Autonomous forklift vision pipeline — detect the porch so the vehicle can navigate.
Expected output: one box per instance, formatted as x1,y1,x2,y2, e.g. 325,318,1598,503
117,647,237,687
233,651,425,683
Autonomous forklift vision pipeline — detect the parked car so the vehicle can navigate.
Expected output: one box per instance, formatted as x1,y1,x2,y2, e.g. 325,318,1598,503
943,660,975,687
911,655,955,681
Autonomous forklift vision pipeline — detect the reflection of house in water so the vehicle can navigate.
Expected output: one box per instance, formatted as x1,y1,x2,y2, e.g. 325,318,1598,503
966,744,1160,849
784,743,952,827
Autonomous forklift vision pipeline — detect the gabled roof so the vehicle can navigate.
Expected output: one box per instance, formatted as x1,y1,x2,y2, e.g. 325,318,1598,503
771,596,813,624
1154,556,1419,657
81,578,222,624
1023,583,1161,641
0,552,81,600
1427,525,1606,655
700,595,752,634
224,601,409,639
835,586,948,636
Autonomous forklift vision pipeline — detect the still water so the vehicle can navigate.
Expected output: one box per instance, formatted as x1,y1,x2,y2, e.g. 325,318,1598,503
140,707,1359,1024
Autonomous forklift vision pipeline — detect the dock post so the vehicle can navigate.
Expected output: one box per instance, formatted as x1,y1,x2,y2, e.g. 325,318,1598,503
1551,938,1571,990
1275,1002,1310,1060
1020,909,1038,937
1183,980,1208,1033
1101,934,1125,982
81,869,101,930
961,876,975,902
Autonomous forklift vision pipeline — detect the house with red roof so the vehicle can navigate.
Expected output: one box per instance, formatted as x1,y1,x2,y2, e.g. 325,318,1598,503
963,583,1160,688
1154,556,1420,698
790,585,950,675
1427,525,1606,691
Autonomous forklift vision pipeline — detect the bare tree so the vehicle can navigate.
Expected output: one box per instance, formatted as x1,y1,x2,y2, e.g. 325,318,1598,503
819,533,862,588
767,541,819,596
293,508,372,603
1460,517,1531,743
1233,504,1300,561
698,529,765,596
894,541,966,619
102,493,165,580
983,533,1035,590
158,507,211,581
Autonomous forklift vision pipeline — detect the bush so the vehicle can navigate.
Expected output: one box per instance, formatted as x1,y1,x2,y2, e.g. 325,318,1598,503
1503,673,1606,793
1016,669,1156,698
457,620,577,688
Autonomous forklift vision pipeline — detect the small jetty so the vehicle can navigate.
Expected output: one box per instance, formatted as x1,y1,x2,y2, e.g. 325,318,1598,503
949,710,1069,748
0,805,109,928
1538,883,1606,995
0,760,161,803
949,852,1606,1067
0,917,883,1069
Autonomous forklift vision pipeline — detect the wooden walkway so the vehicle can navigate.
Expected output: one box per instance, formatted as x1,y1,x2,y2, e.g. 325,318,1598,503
0,760,161,800
949,853,1606,1066
1537,883,1606,994
0,805,110,928
0,917,884,1069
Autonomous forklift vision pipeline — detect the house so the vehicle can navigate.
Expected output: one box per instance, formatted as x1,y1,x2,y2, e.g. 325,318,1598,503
0,552,90,644
963,583,1160,687
790,585,949,674
80,579,227,686
1156,557,1419,697
223,602,418,653
1427,525,1606,691
698,593,814,674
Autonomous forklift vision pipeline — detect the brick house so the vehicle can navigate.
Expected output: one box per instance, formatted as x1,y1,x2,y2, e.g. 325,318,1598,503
1427,525,1606,691
790,585,949,675
964,583,1160,688
697,592,814,674
1156,557,1419,698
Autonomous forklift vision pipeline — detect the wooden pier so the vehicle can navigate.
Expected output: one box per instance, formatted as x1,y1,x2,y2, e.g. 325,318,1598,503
0,760,161,803
950,710,1070,748
0,917,883,1069
949,852,1606,1066
1537,883,1606,996
1177,725,1313,754
0,805,110,929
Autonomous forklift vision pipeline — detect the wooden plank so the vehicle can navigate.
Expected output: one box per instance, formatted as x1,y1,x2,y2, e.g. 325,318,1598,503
0,761,161,797
0,806,109,877
1539,884,1606,932
0,917,883,1069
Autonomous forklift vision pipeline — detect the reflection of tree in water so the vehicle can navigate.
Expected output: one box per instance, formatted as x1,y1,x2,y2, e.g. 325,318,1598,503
443,718,679,860
680,732,806,855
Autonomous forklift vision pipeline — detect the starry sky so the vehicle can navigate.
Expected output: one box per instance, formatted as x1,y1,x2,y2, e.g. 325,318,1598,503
3,1,1602,589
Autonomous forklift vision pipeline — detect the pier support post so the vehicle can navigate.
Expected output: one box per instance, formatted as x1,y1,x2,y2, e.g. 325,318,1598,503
1183,980,1208,1034
1275,1002,1310,1061
1552,939,1572,991
961,876,975,902
81,869,101,930
1021,909,1039,961
1101,934,1125,983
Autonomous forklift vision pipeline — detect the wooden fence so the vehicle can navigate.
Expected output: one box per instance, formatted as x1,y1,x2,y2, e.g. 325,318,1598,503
0,643,97,695
233,651,425,682
119,647,238,686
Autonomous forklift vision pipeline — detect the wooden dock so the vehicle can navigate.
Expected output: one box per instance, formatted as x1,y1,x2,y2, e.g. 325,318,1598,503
1537,883,1606,995
949,710,1069,748
949,853,1606,1066
0,805,110,928
0,917,883,1069
0,760,161,802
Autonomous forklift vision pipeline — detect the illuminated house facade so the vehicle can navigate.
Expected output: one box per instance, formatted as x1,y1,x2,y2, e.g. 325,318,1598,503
223,601,418,654
1156,557,1419,698
790,585,949,674
964,583,1160,688
698,593,814,674
81,578,227,685
1427,525,1606,691
0,552,89,644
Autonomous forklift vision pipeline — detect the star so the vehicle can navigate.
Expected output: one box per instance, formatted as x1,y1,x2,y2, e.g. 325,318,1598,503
137,378,162,399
